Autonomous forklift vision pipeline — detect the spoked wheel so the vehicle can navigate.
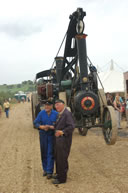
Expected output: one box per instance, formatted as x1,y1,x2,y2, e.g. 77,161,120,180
102,106,117,145
78,127,88,136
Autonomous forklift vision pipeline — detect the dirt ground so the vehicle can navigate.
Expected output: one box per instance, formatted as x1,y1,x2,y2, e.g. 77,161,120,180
0,102,128,193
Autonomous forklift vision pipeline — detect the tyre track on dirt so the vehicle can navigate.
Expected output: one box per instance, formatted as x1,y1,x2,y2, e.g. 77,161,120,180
0,103,36,193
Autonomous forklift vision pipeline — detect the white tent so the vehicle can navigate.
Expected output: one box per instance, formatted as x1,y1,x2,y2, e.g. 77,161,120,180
98,63,124,93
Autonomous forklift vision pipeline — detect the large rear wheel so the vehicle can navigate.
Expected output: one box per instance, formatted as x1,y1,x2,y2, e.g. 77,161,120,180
102,106,117,145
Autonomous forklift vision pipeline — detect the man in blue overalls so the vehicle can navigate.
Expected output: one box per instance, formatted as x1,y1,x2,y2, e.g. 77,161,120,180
34,101,58,179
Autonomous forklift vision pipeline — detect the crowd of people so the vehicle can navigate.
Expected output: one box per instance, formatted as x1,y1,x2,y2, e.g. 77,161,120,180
106,92,128,129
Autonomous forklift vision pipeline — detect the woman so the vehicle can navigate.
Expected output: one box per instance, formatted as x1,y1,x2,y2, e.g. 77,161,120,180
113,94,122,129
3,99,10,118
126,94,128,128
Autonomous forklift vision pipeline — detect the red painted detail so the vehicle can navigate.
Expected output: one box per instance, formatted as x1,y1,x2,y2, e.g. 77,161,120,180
81,97,95,110
76,34,87,39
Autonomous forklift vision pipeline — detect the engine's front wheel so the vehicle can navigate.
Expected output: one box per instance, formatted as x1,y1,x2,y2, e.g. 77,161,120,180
78,127,88,136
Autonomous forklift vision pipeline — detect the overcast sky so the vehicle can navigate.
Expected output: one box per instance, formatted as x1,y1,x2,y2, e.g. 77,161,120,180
0,0,128,84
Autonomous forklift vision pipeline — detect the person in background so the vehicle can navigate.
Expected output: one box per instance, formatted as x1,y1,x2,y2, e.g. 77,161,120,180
27,97,30,102
113,93,122,129
106,92,114,107
34,101,58,179
116,93,123,104
52,99,75,184
0,102,2,117
126,94,128,128
121,97,125,118
21,97,25,103
3,99,10,118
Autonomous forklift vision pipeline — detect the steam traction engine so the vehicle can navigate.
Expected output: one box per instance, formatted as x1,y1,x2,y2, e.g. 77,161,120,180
31,8,117,145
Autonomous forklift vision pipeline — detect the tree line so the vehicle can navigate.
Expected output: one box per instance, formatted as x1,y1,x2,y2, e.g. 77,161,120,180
0,80,35,105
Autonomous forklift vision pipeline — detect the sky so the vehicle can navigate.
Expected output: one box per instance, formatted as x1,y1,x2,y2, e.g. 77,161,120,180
0,0,128,84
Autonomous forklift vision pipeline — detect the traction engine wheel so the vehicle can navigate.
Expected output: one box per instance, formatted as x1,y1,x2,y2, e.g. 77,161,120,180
31,93,38,128
78,127,88,136
102,106,117,145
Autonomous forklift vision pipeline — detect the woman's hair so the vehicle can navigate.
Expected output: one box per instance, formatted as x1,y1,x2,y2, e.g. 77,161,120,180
115,96,120,104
